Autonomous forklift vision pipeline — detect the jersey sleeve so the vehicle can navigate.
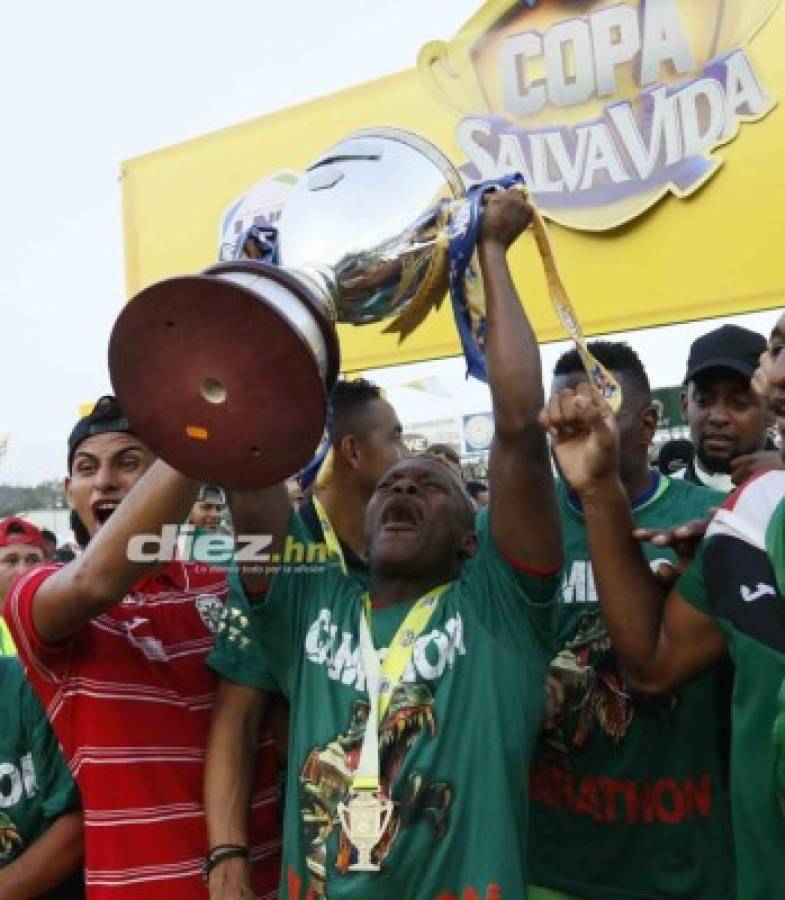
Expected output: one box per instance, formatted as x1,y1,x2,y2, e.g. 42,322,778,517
3,564,79,686
21,673,80,821
207,566,283,694
209,511,347,695
676,541,713,616
462,508,560,654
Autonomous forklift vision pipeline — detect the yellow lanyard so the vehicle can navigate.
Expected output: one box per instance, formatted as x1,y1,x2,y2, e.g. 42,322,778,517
525,195,622,413
311,494,347,575
0,619,16,656
353,582,451,791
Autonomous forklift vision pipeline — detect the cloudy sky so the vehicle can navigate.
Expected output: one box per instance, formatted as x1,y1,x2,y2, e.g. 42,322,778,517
0,0,778,483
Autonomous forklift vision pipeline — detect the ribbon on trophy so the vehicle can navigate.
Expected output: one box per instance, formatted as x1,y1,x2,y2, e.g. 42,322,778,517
297,402,334,491
383,173,622,412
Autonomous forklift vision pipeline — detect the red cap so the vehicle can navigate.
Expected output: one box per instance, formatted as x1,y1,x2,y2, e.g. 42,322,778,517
0,517,46,553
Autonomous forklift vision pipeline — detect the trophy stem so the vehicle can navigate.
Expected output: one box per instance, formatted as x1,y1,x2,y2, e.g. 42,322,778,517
289,265,339,325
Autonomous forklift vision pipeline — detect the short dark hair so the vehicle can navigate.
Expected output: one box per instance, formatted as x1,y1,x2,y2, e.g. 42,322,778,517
40,529,57,546
425,443,461,467
554,341,651,400
331,378,383,441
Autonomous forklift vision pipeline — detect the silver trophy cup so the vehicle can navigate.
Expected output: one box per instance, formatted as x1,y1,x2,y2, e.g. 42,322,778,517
109,128,468,489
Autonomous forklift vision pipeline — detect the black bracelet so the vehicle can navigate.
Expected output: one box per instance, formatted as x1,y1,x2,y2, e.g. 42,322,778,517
202,844,249,883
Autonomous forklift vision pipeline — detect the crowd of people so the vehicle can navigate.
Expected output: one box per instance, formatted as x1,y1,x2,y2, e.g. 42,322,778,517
1,188,784,899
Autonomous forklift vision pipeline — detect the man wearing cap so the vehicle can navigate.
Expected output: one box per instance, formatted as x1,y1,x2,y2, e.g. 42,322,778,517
189,486,227,532
181,486,234,567
0,517,47,655
540,315,785,897
679,324,782,491
3,397,280,899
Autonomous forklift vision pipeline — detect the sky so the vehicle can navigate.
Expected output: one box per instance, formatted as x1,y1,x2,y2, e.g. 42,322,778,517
0,0,780,484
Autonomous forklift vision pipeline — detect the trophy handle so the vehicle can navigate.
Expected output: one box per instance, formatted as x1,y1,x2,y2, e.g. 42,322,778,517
336,800,350,833
378,797,394,836
417,40,489,116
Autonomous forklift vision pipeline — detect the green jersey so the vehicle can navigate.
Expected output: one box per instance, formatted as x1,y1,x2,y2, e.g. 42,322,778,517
679,469,785,899
210,511,557,899
530,474,734,900
0,656,82,899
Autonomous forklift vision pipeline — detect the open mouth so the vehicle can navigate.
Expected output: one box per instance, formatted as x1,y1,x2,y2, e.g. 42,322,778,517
92,500,120,526
380,498,422,532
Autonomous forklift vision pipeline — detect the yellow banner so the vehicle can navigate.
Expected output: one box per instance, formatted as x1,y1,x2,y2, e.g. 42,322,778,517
123,0,785,373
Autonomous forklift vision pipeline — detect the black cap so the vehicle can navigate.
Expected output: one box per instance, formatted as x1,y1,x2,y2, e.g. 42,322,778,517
67,395,133,472
684,325,766,385
197,485,227,504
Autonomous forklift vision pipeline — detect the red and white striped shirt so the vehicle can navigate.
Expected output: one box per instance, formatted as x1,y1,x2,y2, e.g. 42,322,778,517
5,561,280,899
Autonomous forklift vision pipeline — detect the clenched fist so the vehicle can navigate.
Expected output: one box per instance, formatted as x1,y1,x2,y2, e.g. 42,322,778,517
539,383,620,494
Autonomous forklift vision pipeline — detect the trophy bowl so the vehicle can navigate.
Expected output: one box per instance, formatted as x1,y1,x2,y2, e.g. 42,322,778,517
109,128,467,489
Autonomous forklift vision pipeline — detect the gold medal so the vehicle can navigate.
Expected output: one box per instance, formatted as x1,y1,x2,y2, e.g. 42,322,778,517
337,789,394,872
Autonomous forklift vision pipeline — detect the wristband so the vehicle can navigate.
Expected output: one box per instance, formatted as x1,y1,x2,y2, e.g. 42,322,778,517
202,844,249,883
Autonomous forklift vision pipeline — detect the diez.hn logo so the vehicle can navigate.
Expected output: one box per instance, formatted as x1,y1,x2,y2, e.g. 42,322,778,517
127,525,329,567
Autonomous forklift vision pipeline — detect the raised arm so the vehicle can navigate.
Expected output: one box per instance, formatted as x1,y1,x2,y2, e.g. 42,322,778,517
481,188,561,572
228,484,290,596
541,385,726,692
31,461,198,643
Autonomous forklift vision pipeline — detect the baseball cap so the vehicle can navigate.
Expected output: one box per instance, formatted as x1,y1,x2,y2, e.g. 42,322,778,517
684,325,767,384
0,517,46,553
67,395,133,472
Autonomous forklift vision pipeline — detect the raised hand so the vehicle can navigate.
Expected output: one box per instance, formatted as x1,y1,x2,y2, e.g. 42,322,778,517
633,512,718,587
539,383,619,495
479,186,533,251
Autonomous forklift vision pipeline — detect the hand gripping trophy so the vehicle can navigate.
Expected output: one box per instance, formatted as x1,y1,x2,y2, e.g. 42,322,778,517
109,127,619,489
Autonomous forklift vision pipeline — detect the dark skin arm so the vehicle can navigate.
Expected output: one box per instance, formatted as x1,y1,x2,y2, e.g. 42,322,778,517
0,809,83,900
32,461,199,643
229,485,290,596
205,680,267,900
541,385,726,693
203,486,290,898
481,189,562,572
633,513,717,588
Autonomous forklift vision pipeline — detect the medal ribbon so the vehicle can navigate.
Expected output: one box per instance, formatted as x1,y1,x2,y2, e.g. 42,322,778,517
524,194,622,413
352,583,451,792
311,494,347,575
0,620,15,656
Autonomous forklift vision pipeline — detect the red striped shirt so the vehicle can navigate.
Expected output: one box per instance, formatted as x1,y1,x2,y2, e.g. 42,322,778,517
5,561,281,899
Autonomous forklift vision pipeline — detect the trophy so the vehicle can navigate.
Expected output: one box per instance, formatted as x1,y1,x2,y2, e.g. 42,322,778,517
110,128,475,489
336,790,394,872
110,127,619,489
